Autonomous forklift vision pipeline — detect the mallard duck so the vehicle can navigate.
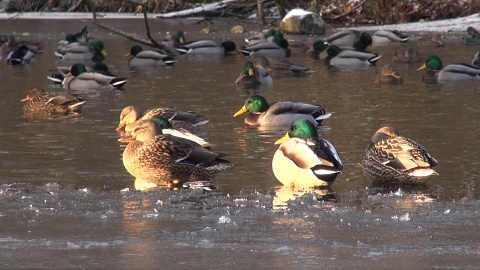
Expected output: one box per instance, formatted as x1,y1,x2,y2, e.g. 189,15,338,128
127,45,175,68
245,29,277,45
235,61,273,86
417,55,480,81
20,86,85,114
116,105,208,134
0,35,42,59
323,30,372,50
322,45,381,67
6,45,34,65
361,126,438,185
373,65,403,84
472,51,480,68
57,41,106,63
372,30,408,45
233,95,331,127
272,119,343,188
175,40,236,55
119,119,230,188
463,26,480,45
393,47,421,63
239,32,290,59
127,116,215,148
162,30,186,53
65,63,128,90
417,34,443,47
48,62,118,85
253,56,314,77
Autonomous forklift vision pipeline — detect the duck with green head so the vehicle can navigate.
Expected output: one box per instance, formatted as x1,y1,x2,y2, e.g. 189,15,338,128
6,45,34,65
20,86,85,114
239,32,291,59
272,119,343,189
245,28,277,46
322,45,381,67
417,55,480,81
119,119,230,188
361,126,438,185
127,45,176,68
233,95,331,127
57,41,107,63
235,61,273,86
66,63,127,90
162,30,186,52
175,39,237,56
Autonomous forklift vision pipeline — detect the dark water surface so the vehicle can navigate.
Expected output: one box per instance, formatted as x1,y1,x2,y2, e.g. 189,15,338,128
0,18,480,269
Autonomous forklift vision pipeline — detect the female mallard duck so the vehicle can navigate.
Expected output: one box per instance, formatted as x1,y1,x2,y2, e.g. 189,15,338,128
119,119,230,188
362,126,438,185
417,34,443,48
272,119,343,188
235,61,273,86
372,30,408,45
253,56,314,77
20,86,85,114
127,45,176,68
175,40,237,55
233,95,331,127
393,47,421,63
373,65,403,84
66,63,128,90
417,55,480,81
323,30,372,50
239,32,291,59
57,41,106,63
6,45,35,65
322,45,381,67
463,26,480,45
116,105,208,134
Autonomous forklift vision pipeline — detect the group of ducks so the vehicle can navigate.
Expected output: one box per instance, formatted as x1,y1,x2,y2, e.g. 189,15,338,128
9,24,459,191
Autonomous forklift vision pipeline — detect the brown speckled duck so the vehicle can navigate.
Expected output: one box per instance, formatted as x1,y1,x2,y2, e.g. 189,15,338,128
20,86,85,114
362,126,438,185
373,65,403,84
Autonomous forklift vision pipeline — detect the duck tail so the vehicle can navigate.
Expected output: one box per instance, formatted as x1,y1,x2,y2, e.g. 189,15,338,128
368,55,382,65
174,47,189,55
68,101,86,111
47,74,65,84
163,56,176,66
110,78,128,89
238,48,252,56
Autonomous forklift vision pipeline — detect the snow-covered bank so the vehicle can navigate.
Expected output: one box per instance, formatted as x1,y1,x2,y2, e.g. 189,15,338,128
0,11,479,33
345,13,480,33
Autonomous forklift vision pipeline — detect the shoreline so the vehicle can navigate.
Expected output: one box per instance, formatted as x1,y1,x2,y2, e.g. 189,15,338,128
1,12,479,33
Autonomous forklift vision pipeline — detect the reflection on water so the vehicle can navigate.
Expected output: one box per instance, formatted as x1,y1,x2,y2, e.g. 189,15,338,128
0,19,480,268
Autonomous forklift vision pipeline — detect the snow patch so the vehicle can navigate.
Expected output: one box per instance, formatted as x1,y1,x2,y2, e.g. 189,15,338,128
283,8,314,21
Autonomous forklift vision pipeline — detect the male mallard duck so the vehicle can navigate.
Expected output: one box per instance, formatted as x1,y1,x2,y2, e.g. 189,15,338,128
1,35,42,59
6,45,35,65
57,41,106,63
239,32,291,59
463,26,480,45
245,29,277,45
162,30,186,53
322,45,381,67
393,47,421,63
253,56,314,77
20,86,85,114
373,65,403,84
65,63,128,90
127,45,175,68
48,62,118,85
272,119,343,188
323,30,372,50
233,95,331,127
362,126,438,185
235,61,273,86
417,55,480,81
116,105,208,134
175,40,236,55
417,34,443,48
119,119,230,188
372,30,408,45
